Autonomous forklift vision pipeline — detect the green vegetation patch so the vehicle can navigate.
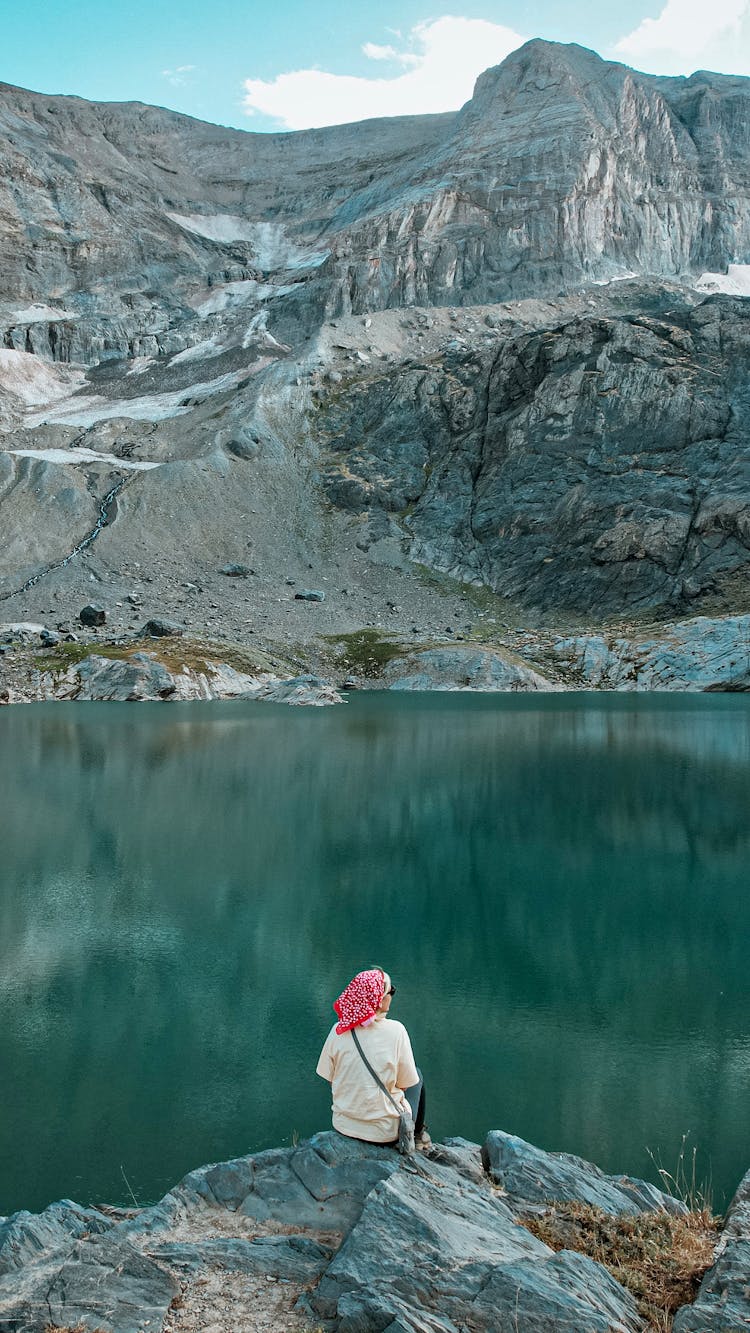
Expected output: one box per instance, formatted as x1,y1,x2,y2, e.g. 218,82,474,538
34,637,291,679
322,628,407,678
33,641,130,673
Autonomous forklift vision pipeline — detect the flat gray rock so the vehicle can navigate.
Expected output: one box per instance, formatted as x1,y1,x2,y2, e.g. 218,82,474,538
148,1233,333,1282
483,1131,687,1216
171,1132,401,1231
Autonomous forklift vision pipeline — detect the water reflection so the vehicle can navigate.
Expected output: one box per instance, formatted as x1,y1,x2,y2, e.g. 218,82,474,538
0,694,748,1214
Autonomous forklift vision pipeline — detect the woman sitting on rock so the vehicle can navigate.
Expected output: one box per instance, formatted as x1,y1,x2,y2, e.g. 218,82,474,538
316,966,429,1149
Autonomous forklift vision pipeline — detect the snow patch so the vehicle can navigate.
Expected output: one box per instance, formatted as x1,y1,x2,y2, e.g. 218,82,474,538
695,263,750,296
169,213,329,273
0,350,85,406
7,447,161,472
170,336,224,365
126,357,155,376
192,279,282,317
590,270,638,287
26,367,263,428
5,303,78,324
168,212,262,243
242,310,290,353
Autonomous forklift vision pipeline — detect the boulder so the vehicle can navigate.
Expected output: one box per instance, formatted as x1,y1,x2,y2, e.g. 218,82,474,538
79,604,106,627
136,618,185,638
51,653,177,702
0,1200,114,1276
169,662,262,701
254,675,343,706
307,1152,642,1332
219,563,254,577
294,589,326,602
483,1131,687,1216
385,647,560,692
34,1233,178,1333
169,1132,402,1232
39,628,61,646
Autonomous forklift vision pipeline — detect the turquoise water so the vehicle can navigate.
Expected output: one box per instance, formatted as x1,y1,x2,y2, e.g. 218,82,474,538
0,694,748,1216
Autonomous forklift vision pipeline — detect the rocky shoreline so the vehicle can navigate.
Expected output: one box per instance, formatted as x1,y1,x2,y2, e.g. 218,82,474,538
2,610,750,705
0,1130,746,1332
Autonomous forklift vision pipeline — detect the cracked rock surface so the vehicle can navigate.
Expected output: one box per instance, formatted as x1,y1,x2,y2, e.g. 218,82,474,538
2,1130,741,1333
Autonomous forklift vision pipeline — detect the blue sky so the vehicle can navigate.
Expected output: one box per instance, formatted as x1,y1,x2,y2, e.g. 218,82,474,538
2,1,749,131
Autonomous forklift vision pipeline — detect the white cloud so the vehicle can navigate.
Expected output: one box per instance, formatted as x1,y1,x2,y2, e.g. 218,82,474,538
614,0,750,74
361,42,417,64
242,16,526,130
162,64,196,87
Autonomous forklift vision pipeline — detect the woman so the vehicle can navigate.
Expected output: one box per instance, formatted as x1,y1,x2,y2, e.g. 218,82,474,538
316,966,429,1147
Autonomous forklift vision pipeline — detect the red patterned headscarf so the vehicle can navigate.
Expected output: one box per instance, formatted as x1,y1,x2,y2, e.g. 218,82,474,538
333,968,386,1034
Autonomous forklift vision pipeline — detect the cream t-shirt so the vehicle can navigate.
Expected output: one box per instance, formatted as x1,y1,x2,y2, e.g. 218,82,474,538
316,1016,419,1143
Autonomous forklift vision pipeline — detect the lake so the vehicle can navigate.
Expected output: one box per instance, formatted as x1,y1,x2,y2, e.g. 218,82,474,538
1,693,748,1216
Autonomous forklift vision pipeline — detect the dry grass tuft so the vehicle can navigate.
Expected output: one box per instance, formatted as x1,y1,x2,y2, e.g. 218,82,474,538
44,1325,108,1333
520,1201,720,1331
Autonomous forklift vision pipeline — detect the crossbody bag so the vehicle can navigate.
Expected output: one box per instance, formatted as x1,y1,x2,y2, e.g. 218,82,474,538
351,1028,415,1155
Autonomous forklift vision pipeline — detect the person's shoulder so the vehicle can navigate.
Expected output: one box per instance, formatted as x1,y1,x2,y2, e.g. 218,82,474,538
321,1022,341,1046
383,1018,410,1039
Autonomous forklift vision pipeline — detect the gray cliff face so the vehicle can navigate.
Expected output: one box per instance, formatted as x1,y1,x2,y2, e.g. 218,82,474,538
3,41,750,344
317,297,750,616
1,39,750,639
327,43,750,311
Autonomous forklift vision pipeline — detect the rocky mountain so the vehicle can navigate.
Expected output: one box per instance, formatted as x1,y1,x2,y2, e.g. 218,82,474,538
1,39,749,666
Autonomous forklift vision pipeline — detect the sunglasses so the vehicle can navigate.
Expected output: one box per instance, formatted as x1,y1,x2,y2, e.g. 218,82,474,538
387,985,396,996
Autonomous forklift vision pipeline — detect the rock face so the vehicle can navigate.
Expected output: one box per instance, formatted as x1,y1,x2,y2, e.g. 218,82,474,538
673,1168,750,1332
318,298,750,616
3,42,750,331
1,40,750,638
306,1150,641,1333
385,646,560,692
553,614,750,689
2,1130,743,1333
1,1129,708,1333
483,1131,687,1217
30,655,343,709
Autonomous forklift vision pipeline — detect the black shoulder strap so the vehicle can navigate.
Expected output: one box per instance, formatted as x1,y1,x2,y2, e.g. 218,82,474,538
351,1028,402,1116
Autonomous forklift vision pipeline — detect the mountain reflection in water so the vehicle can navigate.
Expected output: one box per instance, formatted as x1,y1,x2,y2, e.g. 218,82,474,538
0,694,748,1215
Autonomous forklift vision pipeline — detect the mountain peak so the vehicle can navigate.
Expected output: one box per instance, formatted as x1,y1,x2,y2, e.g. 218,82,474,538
467,39,615,109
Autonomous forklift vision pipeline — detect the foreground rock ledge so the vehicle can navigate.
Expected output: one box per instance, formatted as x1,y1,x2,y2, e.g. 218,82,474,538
0,1130,746,1333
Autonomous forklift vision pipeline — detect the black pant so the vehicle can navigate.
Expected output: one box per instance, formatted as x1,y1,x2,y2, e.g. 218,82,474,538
404,1068,426,1136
